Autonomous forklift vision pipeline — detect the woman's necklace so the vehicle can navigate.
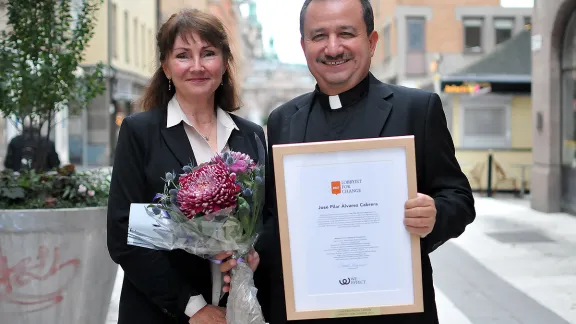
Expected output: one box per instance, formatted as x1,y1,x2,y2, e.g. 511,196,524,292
198,119,214,141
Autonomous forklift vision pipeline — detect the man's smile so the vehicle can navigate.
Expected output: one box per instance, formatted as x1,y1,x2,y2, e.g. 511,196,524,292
323,59,351,66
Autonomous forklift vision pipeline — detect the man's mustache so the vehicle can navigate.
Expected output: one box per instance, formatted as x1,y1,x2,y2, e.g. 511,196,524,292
316,53,353,63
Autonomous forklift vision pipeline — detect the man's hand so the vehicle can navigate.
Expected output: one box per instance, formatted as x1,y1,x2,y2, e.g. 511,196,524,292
214,249,260,293
188,305,226,324
404,193,436,238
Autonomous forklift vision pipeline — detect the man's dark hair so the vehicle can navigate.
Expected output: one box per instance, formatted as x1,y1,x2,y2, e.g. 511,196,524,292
299,0,374,39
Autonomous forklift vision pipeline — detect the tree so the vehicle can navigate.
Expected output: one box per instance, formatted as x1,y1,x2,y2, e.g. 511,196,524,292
0,0,106,172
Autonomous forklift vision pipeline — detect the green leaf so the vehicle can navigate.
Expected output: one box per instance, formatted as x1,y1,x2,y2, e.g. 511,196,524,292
237,197,251,236
0,187,26,199
63,186,71,198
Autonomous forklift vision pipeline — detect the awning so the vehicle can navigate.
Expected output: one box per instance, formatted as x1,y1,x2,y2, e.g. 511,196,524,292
441,29,532,94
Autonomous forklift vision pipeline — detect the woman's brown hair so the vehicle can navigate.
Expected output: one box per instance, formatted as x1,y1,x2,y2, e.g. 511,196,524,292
139,9,240,112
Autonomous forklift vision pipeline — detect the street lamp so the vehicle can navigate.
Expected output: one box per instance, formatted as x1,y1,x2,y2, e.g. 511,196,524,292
430,53,443,95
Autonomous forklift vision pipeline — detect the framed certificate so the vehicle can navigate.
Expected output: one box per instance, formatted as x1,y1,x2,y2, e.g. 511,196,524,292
272,135,423,320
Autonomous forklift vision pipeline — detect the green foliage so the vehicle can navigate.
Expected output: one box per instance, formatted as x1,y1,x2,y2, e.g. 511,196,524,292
0,0,106,171
0,165,110,209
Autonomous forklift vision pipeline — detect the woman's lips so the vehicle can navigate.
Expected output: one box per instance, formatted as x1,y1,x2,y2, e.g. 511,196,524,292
187,78,210,83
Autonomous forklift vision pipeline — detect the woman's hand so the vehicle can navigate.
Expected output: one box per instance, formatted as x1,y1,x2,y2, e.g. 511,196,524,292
214,249,260,293
188,305,226,324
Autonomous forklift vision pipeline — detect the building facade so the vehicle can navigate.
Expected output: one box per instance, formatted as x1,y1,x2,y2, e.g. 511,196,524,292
531,0,576,215
161,0,209,19
369,0,534,195
66,0,158,166
441,30,533,194
371,0,532,89
234,1,315,124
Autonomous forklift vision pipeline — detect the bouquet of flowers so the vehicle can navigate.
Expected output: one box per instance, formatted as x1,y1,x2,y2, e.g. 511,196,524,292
128,134,266,324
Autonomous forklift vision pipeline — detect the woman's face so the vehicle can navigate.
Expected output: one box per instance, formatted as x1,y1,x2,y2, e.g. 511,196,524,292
162,33,226,100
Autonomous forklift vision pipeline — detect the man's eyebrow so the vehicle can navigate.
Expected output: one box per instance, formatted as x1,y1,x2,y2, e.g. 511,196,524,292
340,25,358,32
310,28,326,35
309,26,358,35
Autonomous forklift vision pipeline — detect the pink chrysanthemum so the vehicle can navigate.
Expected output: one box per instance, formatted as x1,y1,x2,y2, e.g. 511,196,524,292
177,161,241,219
212,151,256,173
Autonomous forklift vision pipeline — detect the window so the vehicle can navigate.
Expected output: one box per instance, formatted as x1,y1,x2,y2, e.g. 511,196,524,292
111,4,117,58
134,18,138,67
461,105,510,148
562,70,576,166
494,18,514,45
141,24,145,68
124,11,129,63
405,17,426,75
562,14,576,71
0,1,7,29
406,17,425,51
524,16,532,30
149,28,155,72
463,18,483,52
382,25,390,60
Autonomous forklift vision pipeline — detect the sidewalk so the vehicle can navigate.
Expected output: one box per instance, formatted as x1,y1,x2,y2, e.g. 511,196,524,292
433,195,576,324
106,196,576,323
106,267,122,324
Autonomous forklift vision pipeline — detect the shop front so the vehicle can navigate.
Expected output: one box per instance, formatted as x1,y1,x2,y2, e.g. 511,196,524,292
439,30,533,195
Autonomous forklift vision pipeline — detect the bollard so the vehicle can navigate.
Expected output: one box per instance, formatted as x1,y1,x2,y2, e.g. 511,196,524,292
487,152,493,197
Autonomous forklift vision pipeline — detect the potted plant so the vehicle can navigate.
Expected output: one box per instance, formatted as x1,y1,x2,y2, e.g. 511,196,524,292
0,1,116,323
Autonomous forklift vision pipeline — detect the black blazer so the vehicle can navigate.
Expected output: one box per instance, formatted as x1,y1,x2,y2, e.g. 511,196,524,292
107,107,267,324
257,73,475,324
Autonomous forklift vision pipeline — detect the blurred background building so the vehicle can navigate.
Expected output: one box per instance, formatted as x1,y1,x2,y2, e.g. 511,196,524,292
370,0,532,90
236,1,315,126
369,0,533,197
67,0,159,167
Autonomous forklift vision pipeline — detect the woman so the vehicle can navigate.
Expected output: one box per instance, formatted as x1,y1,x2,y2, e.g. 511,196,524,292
107,9,265,324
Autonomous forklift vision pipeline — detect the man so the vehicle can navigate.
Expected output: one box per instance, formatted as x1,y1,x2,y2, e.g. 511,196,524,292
4,124,60,171
222,0,475,323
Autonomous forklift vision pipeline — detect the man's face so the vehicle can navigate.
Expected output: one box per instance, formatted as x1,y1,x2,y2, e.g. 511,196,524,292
301,0,378,95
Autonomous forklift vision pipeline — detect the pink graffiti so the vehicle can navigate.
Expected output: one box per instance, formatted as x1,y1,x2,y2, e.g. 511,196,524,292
0,245,80,313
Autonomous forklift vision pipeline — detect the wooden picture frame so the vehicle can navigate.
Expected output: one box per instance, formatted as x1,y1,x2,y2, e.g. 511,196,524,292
272,135,423,320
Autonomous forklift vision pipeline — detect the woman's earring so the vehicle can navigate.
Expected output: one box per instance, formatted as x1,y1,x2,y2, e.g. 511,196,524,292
168,79,172,91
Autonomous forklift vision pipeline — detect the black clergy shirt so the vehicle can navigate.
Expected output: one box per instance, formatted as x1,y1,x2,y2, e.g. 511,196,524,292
304,75,370,142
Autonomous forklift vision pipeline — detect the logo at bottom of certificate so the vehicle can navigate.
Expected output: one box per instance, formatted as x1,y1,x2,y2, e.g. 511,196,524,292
338,277,367,286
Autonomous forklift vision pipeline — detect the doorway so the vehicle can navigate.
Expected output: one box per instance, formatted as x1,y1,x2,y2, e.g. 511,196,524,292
561,11,576,214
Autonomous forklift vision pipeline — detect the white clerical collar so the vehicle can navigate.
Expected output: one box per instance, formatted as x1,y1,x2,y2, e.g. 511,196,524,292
328,95,343,110
315,75,370,111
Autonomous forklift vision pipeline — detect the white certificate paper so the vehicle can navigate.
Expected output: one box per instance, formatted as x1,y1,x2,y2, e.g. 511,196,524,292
279,143,418,315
